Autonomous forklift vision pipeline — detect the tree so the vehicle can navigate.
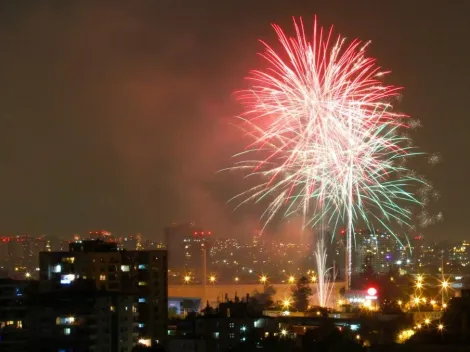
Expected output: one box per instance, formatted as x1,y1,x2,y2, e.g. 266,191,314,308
201,301,215,316
292,276,312,312
168,307,178,319
251,285,276,309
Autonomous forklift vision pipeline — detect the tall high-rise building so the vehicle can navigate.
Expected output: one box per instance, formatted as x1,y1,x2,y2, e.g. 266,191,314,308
164,223,212,279
87,230,116,242
354,231,399,273
39,240,168,346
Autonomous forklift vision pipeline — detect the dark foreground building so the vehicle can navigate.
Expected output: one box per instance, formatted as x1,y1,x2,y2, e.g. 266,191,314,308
0,278,33,352
39,240,168,347
27,286,137,352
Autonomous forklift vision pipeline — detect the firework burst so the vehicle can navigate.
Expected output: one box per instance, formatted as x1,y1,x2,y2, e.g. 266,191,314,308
227,17,435,288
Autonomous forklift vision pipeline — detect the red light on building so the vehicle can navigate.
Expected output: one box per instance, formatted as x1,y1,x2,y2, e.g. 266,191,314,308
367,287,377,296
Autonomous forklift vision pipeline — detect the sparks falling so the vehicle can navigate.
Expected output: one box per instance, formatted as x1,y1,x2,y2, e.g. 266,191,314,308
314,234,336,307
229,17,435,289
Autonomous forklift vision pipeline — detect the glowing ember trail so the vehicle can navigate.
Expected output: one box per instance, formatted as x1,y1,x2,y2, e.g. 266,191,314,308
228,17,435,290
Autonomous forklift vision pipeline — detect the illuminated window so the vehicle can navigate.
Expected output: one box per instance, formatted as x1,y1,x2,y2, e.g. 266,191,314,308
60,274,75,285
52,264,62,273
62,257,75,264
121,265,130,272
212,332,219,339
229,322,235,328
17,321,23,329
138,298,146,303
138,264,147,270
110,306,115,312
138,281,147,286
56,317,75,325
64,328,71,335
100,275,106,281
229,333,235,339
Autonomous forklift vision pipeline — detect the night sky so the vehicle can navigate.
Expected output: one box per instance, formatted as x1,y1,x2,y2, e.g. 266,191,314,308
0,1,467,241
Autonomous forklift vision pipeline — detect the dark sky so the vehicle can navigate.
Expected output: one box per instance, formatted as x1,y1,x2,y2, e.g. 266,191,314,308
0,0,467,241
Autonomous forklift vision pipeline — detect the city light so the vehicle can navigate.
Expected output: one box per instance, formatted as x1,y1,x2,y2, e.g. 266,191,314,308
437,324,444,331
288,275,295,284
397,329,415,343
138,338,152,347
280,329,288,337
367,287,377,296
282,298,292,311
209,275,216,284
260,275,268,284
184,275,191,284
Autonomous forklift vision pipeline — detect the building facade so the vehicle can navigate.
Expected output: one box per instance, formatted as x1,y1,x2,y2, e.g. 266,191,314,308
39,240,168,347
0,278,31,352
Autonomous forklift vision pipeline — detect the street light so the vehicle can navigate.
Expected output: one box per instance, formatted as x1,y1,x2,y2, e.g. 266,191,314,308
209,275,216,284
184,275,191,284
280,329,288,337
288,275,295,284
260,275,268,285
282,298,292,311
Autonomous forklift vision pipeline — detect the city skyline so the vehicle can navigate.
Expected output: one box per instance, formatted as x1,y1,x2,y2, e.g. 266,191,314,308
0,1,468,240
